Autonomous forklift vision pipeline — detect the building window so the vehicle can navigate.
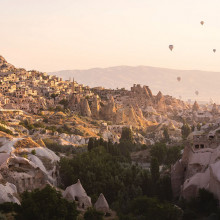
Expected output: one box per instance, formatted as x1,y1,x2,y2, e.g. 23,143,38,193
195,144,199,149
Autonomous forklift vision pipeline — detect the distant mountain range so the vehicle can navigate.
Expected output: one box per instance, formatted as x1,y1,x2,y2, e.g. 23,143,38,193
50,66,220,103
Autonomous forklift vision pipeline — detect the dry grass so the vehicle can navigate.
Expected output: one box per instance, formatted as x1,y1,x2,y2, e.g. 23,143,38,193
14,137,41,149
76,125,98,137
0,131,13,140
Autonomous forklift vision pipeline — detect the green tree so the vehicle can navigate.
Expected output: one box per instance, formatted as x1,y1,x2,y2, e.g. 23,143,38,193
120,127,134,143
59,147,147,204
51,93,58,100
88,138,95,151
150,143,167,164
31,149,36,155
84,208,104,220
157,175,172,201
124,196,183,220
59,99,69,109
165,146,182,166
163,127,170,142
0,213,6,220
15,185,78,220
181,123,191,139
150,157,160,183
55,106,63,112
43,118,49,123
181,188,220,219
197,123,201,131
197,188,218,215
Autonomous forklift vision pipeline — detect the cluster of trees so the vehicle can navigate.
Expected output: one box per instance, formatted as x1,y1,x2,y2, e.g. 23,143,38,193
181,123,191,140
0,185,78,220
4,183,219,219
150,142,182,167
84,208,104,220
1,125,218,219
181,120,203,140
56,124,72,134
119,196,182,220
19,118,84,136
59,99,69,110
19,120,45,131
88,127,136,159
43,138,76,154
59,128,182,219
180,188,220,219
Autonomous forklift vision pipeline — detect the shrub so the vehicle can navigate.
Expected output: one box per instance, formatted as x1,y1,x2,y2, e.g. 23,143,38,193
0,125,13,135
84,208,104,220
31,149,36,155
0,213,6,220
15,185,78,220
43,118,49,123
0,202,19,213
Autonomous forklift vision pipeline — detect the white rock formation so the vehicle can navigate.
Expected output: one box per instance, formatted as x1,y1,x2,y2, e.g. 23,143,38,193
94,193,109,213
172,133,220,201
0,182,20,204
63,179,92,209
26,147,59,162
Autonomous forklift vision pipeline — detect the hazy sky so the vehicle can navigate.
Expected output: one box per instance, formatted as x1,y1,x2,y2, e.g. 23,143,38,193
1,0,220,72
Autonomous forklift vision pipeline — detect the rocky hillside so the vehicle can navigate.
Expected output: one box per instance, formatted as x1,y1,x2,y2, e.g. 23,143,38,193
50,66,220,102
0,56,15,72
171,125,220,202
0,132,59,204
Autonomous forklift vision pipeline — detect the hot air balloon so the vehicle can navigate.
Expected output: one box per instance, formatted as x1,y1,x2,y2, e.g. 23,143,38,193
169,45,174,51
213,49,216,53
177,77,181,82
200,21,204,25
195,91,199,96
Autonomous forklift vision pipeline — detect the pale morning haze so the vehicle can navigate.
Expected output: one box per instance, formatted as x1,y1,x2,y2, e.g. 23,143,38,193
0,0,220,72
2,1,220,218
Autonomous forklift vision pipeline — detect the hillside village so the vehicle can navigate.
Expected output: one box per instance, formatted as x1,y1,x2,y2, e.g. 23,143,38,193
1,55,220,218
1,55,220,146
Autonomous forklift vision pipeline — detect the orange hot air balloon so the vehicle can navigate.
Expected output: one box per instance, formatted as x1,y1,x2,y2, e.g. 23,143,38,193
169,45,174,51
177,77,181,82
200,21,204,25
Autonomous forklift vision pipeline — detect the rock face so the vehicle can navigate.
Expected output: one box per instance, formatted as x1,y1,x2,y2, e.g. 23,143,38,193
192,101,200,112
63,179,92,209
90,96,100,118
0,55,15,72
94,193,109,213
0,181,20,204
171,129,220,201
100,96,116,121
212,103,218,114
80,99,92,117
1,156,48,193
155,91,163,103
59,133,89,146
0,136,59,200
69,94,81,113
171,160,185,199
